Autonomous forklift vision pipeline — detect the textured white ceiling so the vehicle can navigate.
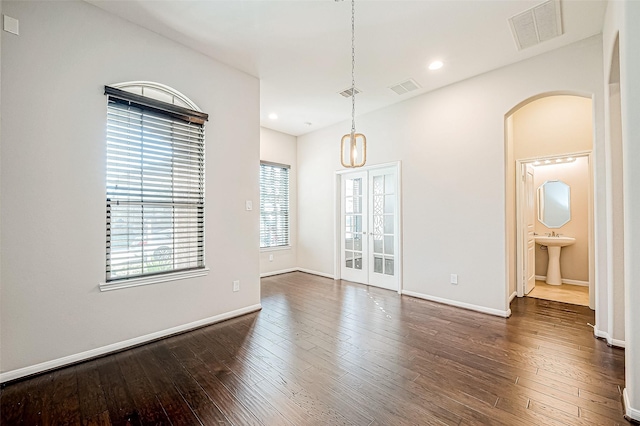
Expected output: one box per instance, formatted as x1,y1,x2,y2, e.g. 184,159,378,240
89,0,607,136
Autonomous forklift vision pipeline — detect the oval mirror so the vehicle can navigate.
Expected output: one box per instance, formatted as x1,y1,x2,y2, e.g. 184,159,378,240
537,180,571,228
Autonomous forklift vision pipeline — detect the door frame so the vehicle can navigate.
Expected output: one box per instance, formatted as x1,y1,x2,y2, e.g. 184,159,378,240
515,152,594,304
523,163,536,295
334,161,403,294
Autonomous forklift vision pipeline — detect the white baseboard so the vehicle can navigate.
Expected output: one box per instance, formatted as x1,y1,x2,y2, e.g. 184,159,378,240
561,278,589,287
260,267,334,280
509,291,517,303
0,304,262,384
624,388,640,422
593,327,626,348
260,268,298,278
535,275,589,287
610,338,626,348
402,290,511,318
296,268,335,279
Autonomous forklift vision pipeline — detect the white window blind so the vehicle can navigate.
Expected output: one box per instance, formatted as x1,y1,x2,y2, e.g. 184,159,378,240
260,162,290,248
105,86,207,283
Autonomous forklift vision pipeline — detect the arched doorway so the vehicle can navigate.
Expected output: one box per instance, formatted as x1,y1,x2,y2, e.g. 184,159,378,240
505,94,595,311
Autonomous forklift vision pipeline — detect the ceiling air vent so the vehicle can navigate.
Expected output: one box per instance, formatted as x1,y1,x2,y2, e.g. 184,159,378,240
389,79,421,95
509,0,563,50
339,87,361,98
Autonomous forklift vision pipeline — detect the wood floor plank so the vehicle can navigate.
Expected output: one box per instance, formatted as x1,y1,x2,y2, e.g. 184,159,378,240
0,271,628,425
0,380,27,424
166,340,264,426
95,355,142,426
15,372,54,425
76,360,110,423
114,351,170,425
148,342,231,425
131,344,202,425
42,368,81,424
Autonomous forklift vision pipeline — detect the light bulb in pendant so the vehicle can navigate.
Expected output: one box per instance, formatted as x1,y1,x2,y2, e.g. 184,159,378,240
350,133,358,163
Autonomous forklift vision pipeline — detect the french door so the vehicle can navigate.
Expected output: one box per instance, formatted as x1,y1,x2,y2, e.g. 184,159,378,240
341,165,399,290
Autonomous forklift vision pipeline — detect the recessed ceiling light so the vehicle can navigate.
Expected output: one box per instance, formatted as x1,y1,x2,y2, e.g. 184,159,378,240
544,160,551,164
533,161,541,165
268,113,278,120
555,159,562,163
428,60,444,71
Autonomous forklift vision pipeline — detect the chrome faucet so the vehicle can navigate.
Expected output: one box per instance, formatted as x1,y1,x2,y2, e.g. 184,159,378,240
551,231,557,237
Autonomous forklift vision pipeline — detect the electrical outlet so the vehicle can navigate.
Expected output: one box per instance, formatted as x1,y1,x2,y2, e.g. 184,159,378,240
233,280,240,292
269,254,273,262
450,274,458,285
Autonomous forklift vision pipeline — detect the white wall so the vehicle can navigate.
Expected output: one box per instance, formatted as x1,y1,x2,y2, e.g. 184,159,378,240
603,0,640,420
0,0,260,378
505,115,515,297
298,36,604,317
0,0,4,334
598,0,626,354
259,127,298,275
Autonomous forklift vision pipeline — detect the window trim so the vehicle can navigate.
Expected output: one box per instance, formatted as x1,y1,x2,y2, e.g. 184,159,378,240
260,245,292,253
104,86,208,124
259,161,291,249
260,160,290,169
103,83,207,290
99,268,210,292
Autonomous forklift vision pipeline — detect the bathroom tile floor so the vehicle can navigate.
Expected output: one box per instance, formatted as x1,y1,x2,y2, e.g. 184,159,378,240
527,280,590,306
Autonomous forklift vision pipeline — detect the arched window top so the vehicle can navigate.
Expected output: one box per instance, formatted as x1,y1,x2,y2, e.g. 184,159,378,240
111,81,202,112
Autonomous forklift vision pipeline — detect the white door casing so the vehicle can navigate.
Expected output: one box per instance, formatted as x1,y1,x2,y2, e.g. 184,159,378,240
524,164,536,294
339,164,400,291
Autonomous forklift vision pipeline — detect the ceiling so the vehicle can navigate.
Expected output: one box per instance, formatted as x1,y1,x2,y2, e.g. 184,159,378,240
88,0,607,136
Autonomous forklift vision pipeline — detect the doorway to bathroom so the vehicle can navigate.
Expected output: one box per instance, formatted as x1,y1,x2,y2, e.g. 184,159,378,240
506,94,595,309
516,153,592,307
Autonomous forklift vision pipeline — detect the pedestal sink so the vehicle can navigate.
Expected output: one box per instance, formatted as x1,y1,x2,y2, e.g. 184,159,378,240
535,236,575,285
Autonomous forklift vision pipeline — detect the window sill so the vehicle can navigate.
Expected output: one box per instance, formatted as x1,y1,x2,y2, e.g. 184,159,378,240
260,246,292,253
99,268,210,292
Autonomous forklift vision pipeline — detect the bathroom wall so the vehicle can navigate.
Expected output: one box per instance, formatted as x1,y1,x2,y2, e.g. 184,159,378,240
260,127,298,275
533,157,590,283
512,95,593,160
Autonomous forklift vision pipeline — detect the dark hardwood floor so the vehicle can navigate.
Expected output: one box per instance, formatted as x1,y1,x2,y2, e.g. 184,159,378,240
1,272,628,425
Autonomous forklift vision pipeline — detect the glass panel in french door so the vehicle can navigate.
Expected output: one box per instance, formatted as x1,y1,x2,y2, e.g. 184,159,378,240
344,177,363,270
371,172,395,276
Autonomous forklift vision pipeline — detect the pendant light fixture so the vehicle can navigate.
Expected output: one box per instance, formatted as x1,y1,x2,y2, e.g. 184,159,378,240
340,0,366,168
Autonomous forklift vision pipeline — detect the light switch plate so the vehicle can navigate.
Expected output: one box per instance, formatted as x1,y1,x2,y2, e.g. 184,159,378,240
3,15,19,35
245,200,252,211
450,274,458,285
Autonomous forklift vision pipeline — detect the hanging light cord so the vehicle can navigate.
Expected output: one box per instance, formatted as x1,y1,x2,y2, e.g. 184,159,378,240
338,0,366,169
351,0,356,135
